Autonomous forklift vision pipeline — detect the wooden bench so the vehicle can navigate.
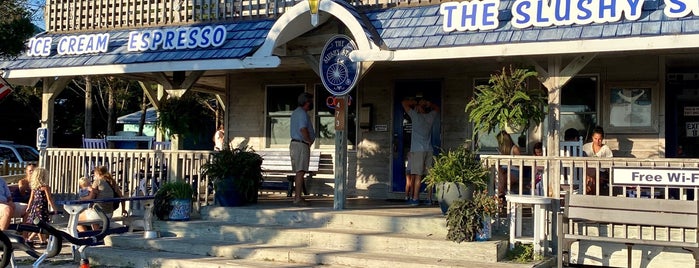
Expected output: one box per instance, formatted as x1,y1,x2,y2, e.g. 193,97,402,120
259,150,321,197
557,194,699,267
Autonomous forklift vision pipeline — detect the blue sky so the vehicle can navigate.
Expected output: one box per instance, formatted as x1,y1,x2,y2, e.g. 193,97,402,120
27,0,44,29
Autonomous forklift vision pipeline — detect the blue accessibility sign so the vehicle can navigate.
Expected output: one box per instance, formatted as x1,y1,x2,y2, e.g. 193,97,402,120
37,127,47,150
319,35,360,96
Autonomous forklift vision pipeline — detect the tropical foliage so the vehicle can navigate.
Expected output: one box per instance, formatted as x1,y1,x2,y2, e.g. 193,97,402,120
423,144,490,191
201,146,264,203
445,190,499,243
154,180,195,220
156,94,212,138
465,65,547,137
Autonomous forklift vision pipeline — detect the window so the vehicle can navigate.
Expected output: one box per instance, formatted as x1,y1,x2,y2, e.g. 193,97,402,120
265,85,305,147
314,84,357,149
560,76,598,142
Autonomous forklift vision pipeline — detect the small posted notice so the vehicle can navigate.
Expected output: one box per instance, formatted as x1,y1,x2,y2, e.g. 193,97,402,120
687,122,699,137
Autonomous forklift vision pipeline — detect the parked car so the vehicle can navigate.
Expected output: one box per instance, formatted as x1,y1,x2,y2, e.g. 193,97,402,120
0,141,39,164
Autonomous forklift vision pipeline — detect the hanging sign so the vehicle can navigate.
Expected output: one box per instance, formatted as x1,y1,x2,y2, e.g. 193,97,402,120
320,35,360,96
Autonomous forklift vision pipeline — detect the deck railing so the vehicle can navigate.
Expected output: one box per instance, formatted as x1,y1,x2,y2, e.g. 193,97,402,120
44,148,214,213
480,155,699,200
44,0,444,32
40,148,699,214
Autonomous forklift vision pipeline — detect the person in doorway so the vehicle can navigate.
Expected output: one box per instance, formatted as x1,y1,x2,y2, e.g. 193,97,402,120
401,97,440,206
496,131,521,197
289,92,316,206
582,126,613,195
24,167,57,246
213,125,225,151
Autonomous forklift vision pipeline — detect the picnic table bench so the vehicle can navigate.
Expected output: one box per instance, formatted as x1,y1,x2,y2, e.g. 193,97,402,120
259,150,321,197
59,195,155,238
557,194,699,267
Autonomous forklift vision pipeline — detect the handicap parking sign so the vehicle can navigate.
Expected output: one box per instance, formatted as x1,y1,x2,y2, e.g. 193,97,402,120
37,128,47,149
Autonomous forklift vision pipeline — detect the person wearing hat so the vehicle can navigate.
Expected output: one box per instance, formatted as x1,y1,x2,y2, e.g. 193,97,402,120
289,92,316,206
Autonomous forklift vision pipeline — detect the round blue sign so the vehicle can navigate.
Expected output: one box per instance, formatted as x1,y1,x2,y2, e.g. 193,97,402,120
320,35,360,96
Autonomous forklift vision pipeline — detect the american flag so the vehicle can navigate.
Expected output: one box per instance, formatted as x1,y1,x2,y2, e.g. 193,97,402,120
0,77,12,101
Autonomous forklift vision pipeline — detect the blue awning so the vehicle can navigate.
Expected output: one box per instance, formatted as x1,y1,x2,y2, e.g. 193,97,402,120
0,20,279,79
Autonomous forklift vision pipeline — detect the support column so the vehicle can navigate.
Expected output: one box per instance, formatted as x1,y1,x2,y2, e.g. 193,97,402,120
41,77,72,148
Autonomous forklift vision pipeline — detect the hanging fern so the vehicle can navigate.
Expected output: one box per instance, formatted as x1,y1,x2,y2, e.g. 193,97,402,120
465,65,547,138
156,94,211,139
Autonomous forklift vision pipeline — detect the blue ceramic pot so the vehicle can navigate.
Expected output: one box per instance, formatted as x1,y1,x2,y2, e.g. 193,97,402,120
168,198,191,221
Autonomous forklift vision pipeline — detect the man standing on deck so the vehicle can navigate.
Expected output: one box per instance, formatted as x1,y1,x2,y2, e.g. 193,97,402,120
289,92,316,206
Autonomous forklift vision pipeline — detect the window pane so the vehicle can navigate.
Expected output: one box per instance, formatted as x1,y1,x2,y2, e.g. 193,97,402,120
561,76,598,142
266,85,304,147
561,76,597,113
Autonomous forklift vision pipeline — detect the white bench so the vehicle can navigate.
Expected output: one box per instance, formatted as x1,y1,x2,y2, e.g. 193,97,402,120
258,150,321,197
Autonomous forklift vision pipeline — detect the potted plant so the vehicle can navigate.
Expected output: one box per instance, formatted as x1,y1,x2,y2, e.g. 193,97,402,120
465,65,547,136
423,144,490,214
445,190,499,243
201,146,263,207
154,180,195,221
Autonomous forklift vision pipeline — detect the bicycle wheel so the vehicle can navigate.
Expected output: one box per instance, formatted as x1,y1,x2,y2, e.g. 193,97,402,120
0,232,12,268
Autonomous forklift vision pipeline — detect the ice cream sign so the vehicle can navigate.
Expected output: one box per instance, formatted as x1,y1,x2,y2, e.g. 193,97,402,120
441,0,699,32
26,25,226,57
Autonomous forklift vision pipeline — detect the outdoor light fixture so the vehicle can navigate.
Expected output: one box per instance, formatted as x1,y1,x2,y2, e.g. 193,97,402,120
309,0,320,26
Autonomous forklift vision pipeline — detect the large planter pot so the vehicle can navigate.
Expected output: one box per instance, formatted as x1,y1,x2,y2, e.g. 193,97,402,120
168,198,191,221
215,180,246,207
214,177,259,207
437,182,475,214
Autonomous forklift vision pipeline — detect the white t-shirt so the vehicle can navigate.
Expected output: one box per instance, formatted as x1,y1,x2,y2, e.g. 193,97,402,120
582,143,613,158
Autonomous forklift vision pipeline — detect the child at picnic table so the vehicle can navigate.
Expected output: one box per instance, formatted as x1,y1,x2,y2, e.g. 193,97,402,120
78,177,92,199
24,167,57,247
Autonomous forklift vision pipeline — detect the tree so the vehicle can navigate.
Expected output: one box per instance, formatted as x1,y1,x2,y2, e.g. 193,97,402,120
0,0,37,59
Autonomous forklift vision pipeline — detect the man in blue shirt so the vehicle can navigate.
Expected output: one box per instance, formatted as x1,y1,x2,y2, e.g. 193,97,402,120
289,92,316,206
402,97,440,205
0,176,16,230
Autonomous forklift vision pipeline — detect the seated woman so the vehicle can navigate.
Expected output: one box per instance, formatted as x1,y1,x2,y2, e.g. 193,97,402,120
496,131,521,197
582,126,613,195
77,166,126,232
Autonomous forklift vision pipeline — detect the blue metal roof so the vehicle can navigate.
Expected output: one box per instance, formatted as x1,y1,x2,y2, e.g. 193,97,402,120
0,20,274,71
117,107,157,124
364,0,699,50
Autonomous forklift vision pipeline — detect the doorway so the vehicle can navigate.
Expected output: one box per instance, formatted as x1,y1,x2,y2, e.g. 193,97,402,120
666,72,699,158
391,80,442,194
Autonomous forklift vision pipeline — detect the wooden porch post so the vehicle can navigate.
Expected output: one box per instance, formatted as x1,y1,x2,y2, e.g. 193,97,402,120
41,77,73,148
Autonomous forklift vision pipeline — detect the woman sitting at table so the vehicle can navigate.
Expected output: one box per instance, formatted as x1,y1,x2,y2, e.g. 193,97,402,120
582,126,613,195
77,166,126,232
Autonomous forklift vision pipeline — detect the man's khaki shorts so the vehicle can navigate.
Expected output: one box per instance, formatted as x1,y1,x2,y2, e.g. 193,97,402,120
290,141,310,172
